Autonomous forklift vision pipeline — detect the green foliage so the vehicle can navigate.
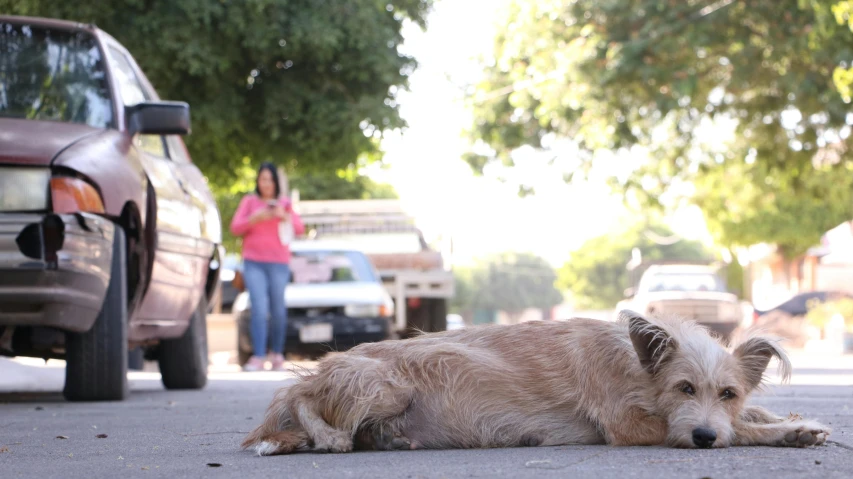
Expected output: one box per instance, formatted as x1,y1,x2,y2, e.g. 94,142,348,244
557,222,712,309
451,252,563,317
2,0,433,186
468,0,853,255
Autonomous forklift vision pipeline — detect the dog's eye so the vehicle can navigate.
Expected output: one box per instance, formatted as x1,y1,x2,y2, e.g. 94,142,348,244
680,383,695,395
721,388,737,400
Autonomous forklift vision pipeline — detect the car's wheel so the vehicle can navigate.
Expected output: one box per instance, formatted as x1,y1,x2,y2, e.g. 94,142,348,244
237,312,252,367
63,226,129,402
158,297,209,390
128,347,145,371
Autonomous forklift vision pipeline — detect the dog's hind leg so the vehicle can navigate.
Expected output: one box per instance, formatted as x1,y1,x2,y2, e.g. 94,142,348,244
288,356,415,453
242,387,311,456
740,405,783,425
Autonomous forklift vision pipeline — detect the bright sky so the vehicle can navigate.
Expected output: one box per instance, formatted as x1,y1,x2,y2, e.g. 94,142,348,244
366,0,712,267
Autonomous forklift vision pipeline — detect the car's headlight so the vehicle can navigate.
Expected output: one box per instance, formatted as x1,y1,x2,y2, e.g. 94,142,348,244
345,304,392,318
0,168,50,212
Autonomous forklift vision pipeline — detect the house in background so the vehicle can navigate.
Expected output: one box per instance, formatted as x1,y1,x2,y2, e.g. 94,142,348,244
743,221,853,310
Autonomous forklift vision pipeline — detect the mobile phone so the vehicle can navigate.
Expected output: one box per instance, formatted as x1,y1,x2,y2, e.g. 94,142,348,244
266,199,278,208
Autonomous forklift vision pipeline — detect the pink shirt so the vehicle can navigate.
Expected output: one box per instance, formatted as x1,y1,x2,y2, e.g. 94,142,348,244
229,195,305,264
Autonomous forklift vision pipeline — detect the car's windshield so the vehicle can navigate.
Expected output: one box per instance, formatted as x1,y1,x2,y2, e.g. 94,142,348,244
290,250,377,284
645,272,726,293
0,22,113,128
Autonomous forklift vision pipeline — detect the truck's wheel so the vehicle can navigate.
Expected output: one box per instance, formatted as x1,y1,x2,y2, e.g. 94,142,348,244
158,297,209,390
63,226,129,402
429,299,448,332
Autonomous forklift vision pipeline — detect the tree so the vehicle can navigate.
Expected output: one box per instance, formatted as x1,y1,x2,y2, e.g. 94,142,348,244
452,252,564,321
557,222,712,309
467,0,853,257
3,0,433,186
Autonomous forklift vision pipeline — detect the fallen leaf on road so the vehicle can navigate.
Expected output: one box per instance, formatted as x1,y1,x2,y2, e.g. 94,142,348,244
0,446,9,453
67,453,73,458
34,406,44,411
56,436,69,440
118,456,124,460
525,460,551,467
141,467,149,471
96,434,108,439
206,463,222,468
313,461,319,469
153,446,160,450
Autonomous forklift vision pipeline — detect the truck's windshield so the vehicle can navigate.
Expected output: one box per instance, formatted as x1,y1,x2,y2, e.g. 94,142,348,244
0,22,113,128
645,272,726,293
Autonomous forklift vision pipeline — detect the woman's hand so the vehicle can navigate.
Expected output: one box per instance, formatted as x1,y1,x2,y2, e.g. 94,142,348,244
249,207,274,224
272,205,290,222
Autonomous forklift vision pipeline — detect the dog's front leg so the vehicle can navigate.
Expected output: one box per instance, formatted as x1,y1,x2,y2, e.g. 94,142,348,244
604,407,668,446
734,412,831,447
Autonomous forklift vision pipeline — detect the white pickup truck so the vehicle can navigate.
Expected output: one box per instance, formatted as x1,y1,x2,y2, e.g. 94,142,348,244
616,264,742,342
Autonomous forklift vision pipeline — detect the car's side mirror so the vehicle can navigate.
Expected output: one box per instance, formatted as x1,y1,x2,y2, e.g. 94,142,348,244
126,101,190,136
624,287,635,298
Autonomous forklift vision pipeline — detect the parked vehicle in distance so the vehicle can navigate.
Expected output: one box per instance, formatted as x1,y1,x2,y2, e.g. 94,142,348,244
616,263,742,342
446,313,466,331
752,290,853,347
233,241,395,362
0,16,223,401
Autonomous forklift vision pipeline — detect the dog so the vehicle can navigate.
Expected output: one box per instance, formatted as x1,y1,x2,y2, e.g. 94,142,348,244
241,310,830,455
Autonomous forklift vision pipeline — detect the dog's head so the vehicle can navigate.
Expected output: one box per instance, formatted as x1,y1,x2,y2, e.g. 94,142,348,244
620,309,791,449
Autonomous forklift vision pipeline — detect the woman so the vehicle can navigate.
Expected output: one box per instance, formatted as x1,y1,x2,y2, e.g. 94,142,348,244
230,163,304,371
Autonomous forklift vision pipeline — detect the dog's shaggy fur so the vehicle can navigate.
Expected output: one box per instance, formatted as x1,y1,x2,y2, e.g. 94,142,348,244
241,310,830,455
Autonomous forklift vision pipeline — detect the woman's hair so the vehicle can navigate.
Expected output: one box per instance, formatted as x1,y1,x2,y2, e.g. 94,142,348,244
255,162,281,198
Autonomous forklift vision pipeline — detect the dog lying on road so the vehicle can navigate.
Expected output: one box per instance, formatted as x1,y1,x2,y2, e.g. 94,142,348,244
242,310,830,455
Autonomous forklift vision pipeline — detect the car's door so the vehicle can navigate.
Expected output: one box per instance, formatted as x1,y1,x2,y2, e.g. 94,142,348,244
104,43,206,337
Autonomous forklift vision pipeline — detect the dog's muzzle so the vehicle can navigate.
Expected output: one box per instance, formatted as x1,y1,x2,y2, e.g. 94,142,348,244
691,427,717,448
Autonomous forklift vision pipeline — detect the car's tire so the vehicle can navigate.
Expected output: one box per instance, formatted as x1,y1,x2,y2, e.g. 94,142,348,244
128,347,145,371
158,297,209,390
63,226,129,402
237,311,252,367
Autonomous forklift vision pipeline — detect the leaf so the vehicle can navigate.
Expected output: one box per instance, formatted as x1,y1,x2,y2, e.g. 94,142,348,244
96,434,108,439
56,436,69,440
206,463,222,468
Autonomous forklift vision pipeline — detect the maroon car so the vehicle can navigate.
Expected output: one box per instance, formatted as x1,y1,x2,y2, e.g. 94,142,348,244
0,16,223,401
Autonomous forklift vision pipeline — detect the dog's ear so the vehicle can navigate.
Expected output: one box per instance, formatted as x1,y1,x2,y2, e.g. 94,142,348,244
622,310,674,375
733,336,791,391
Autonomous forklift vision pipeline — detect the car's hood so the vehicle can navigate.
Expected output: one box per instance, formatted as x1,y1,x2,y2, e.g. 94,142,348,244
640,291,738,302
0,118,103,166
285,282,390,308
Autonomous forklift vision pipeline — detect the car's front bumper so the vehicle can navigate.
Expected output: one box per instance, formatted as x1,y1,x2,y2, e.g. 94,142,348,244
237,309,392,354
0,213,114,333
285,314,392,352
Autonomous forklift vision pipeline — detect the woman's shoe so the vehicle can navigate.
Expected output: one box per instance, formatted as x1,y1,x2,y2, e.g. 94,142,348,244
242,355,266,372
269,353,287,372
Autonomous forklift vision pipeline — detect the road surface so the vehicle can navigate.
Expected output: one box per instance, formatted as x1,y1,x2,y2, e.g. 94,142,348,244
1,353,852,478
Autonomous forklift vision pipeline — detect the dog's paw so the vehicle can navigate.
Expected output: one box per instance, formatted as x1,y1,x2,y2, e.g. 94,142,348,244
313,430,354,453
372,429,412,451
781,422,831,448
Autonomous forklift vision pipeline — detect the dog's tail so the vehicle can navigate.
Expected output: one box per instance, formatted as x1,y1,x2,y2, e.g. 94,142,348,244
241,388,309,456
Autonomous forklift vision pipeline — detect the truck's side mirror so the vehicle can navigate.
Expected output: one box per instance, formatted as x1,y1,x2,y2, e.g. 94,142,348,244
624,287,635,298
126,101,191,136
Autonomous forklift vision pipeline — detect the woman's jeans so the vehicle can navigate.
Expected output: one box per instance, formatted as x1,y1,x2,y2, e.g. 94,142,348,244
243,260,291,357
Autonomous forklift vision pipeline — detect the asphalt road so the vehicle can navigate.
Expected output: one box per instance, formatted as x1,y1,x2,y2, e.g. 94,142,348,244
1,355,852,479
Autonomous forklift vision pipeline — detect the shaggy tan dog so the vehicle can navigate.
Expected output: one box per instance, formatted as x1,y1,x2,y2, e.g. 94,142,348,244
242,310,830,455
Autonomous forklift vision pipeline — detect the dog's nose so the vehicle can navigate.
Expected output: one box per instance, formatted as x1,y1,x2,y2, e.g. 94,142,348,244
691,427,717,448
